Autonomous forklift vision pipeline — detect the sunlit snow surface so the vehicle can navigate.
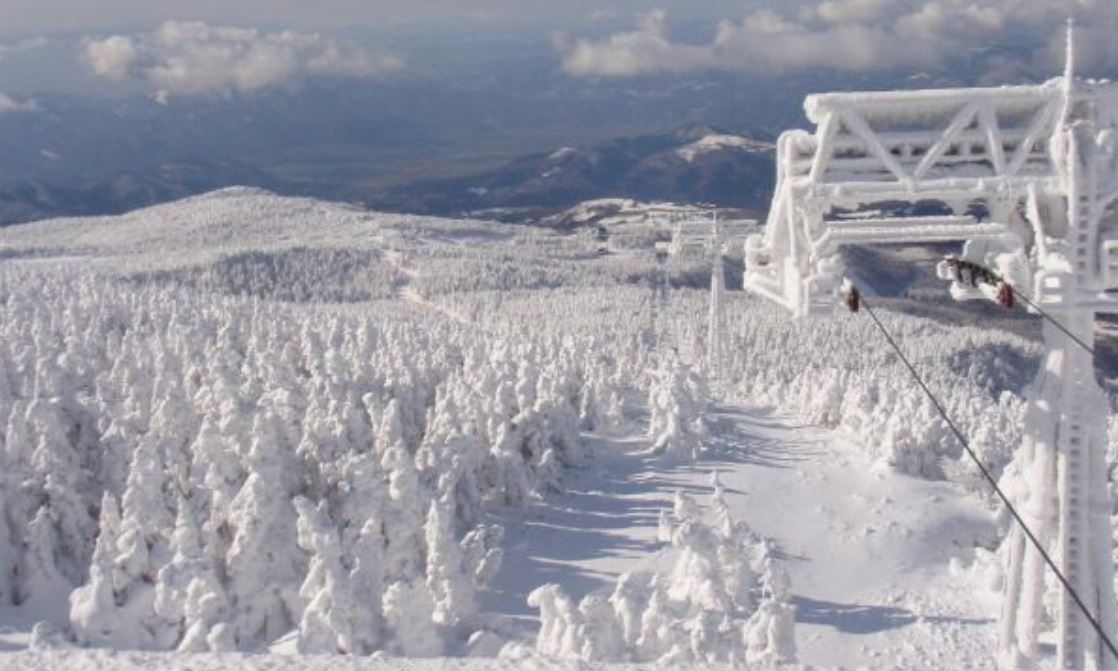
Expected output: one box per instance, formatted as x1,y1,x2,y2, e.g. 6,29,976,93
0,188,1102,669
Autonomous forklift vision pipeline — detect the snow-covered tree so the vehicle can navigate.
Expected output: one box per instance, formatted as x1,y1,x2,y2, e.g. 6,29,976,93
223,409,300,648
70,493,126,647
153,495,226,651
526,481,794,664
337,452,387,654
380,412,426,583
294,496,355,654
187,415,243,564
487,422,531,506
383,580,442,657
425,492,474,628
102,432,177,645
745,554,797,666
647,359,706,462
26,398,94,588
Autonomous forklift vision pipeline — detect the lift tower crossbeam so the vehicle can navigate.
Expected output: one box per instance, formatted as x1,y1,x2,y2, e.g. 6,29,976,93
744,22,1118,670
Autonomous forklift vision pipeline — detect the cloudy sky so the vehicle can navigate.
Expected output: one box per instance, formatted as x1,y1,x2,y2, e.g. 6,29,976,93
1,1,1117,102
555,0,1118,77
0,0,754,37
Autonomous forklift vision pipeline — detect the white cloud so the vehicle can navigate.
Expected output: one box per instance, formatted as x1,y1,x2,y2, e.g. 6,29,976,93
84,21,402,98
712,9,938,72
86,35,139,80
0,93,38,113
560,10,713,77
813,0,892,24
558,2,1118,77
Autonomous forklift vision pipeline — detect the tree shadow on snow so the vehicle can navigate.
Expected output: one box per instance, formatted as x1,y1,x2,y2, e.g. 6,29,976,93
481,406,832,634
701,405,828,469
481,436,673,625
794,596,993,634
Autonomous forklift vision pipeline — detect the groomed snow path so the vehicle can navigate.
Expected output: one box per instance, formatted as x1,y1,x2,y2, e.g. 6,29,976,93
0,650,768,671
488,402,1001,669
3,404,1005,670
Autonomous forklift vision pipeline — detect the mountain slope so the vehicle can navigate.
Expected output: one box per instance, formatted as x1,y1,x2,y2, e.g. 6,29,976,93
372,125,775,221
0,189,1091,669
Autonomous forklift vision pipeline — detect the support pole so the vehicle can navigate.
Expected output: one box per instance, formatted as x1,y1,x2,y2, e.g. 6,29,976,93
707,214,726,379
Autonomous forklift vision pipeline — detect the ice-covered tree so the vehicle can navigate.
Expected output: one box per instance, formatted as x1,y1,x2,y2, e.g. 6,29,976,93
95,393,145,500
647,359,705,462
383,580,442,657
0,403,24,607
147,373,199,496
458,524,503,596
153,495,227,651
487,422,531,506
70,493,127,647
223,409,300,648
101,431,177,645
294,496,355,654
380,405,427,584
425,492,474,628
337,452,387,654
745,555,797,665
25,398,93,591
187,415,243,565
18,505,71,619
526,483,794,664
529,583,582,658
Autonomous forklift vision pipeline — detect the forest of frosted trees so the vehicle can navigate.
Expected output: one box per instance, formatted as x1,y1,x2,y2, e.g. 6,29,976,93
0,269,653,654
0,189,1106,662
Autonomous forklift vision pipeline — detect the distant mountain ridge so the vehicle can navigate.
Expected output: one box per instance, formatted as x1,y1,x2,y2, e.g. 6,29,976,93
0,118,776,227
0,164,284,227
370,124,776,223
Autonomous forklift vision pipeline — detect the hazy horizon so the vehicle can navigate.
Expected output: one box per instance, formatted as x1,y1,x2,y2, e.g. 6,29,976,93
3,1,1118,227
2,1,1117,99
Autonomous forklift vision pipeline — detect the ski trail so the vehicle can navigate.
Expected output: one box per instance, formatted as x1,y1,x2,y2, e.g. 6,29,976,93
486,403,1001,668
482,432,668,636
704,404,1000,669
383,247,477,328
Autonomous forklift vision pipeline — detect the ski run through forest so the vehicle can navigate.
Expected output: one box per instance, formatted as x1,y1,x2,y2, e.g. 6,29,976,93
0,188,1112,669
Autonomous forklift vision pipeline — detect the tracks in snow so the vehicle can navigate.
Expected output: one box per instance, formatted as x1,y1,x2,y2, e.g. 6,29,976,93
383,247,476,328
486,402,1001,667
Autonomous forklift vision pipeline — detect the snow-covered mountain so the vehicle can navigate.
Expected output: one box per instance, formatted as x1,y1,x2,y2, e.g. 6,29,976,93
0,189,1110,669
537,198,756,231
373,126,775,224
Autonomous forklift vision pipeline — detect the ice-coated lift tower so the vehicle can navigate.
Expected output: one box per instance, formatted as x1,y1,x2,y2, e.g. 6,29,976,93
744,23,1118,670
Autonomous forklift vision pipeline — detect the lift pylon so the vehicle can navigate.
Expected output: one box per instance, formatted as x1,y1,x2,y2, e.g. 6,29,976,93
745,22,1118,669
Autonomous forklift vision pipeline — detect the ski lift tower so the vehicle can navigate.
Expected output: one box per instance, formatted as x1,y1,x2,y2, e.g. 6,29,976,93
744,23,1118,670
708,213,728,379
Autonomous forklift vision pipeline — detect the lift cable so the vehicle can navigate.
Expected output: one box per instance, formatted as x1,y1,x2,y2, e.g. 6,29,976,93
852,289,1118,662
930,257,1095,360
1006,284,1097,358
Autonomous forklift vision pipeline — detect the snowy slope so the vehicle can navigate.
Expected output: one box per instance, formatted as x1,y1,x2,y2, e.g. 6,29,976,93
0,187,522,271
676,134,772,162
483,406,998,668
0,189,1101,669
0,650,775,670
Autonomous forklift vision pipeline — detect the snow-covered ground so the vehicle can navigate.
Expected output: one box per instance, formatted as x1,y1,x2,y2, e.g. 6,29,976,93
676,134,773,162
0,188,1108,669
486,405,999,668
0,650,775,670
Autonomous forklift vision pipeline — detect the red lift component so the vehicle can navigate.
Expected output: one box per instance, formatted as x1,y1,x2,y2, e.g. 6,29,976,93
844,284,861,313
997,281,1015,310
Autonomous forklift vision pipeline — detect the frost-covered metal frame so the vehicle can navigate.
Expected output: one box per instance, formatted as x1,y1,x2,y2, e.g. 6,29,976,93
745,26,1118,671
745,78,1118,318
